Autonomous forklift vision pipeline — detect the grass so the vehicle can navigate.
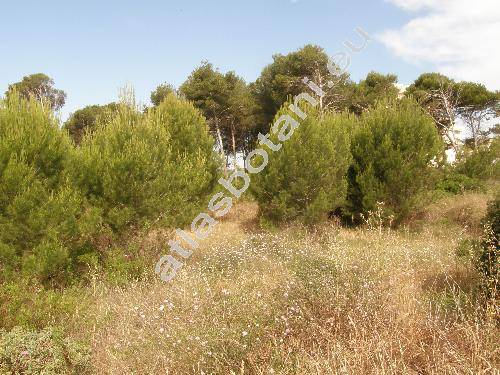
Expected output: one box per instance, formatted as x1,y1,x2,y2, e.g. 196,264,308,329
51,195,499,374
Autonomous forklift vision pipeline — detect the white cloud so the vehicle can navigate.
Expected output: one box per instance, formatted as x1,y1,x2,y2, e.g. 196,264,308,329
378,0,500,90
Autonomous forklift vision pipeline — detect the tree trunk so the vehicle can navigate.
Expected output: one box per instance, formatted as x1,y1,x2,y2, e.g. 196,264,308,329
231,124,237,170
215,120,227,175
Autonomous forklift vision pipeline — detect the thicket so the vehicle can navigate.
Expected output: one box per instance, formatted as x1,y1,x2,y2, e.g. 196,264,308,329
0,93,101,285
345,98,443,224
250,106,352,225
454,138,500,181
71,94,219,233
0,93,220,286
435,172,485,195
434,138,498,195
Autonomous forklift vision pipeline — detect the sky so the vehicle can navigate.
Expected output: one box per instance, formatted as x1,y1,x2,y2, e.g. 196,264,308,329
0,0,498,121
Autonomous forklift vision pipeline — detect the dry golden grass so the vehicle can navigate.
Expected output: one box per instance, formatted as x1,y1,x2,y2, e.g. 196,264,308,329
68,200,498,374
407,191,492,236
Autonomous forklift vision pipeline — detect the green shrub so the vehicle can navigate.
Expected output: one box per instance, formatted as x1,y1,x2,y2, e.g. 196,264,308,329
0,92,70,187
103,247,149,285
251,106,352,225
455,138,500,180
0,94,102,284
72,93,220,232
0,279,87,330
0,326,91,374
346,98,443,224
436,173,485,194
479,197,499,297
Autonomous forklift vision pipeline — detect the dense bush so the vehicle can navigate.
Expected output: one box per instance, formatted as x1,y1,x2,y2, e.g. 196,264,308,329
0,326,91,374
0,94,101,284
346,98,443,223
251,106,352,224
0,279,87,330
454,139,500,180
436,172,485,194
0,93,70,186
72,93,220,232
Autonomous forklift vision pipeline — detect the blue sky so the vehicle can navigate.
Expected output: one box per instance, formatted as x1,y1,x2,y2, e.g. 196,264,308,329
1,0,496,121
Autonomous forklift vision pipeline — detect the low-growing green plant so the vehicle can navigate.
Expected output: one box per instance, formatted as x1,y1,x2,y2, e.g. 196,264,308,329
0,326,91,374
479,196,499,298
455,238,482,260
0,278,89,330
436,172,485,194
103,247,149,286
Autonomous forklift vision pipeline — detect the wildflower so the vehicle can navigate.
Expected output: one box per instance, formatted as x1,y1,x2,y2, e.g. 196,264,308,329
159,304,165,311
242,331,248,337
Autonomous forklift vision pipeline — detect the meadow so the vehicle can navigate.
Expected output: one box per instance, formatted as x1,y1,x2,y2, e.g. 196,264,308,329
3,192,497,374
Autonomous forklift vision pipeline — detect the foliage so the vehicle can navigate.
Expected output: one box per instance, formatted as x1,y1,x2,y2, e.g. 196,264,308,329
150,83,176,106
251,44,351,133
5,73,66,111
0,93,71,186
251,106,352,225
406,73,455,102
72,93,219,232
454,138,500,180
346,98,443,223
349,71,399,115
455,81,498,149
103,247,149,286
435,173,485,194
63,103,122,145
479,197,499,297
0,326,91,374
407,73,499,150
0,94,101,284
180,62,256,158
406,73,460,150
0,279,88,330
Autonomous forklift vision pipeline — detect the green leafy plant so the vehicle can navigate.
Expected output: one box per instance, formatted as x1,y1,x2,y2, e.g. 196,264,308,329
436,173,485,194
454,138,500,181
0,326,91,374
72,93,220,233
479,197,499,298
0,94,101,284
251,105,352,225
346,98,443,224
